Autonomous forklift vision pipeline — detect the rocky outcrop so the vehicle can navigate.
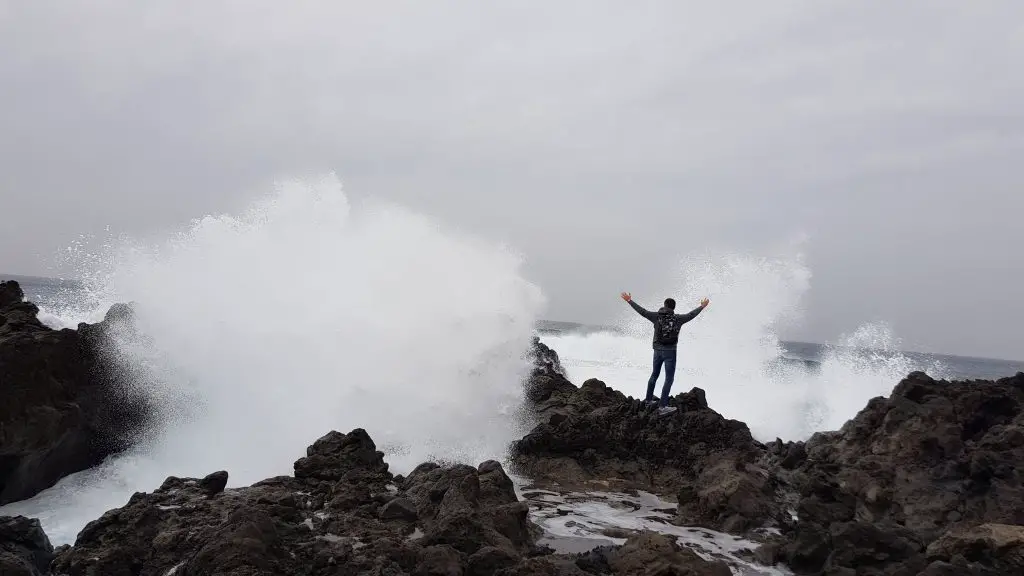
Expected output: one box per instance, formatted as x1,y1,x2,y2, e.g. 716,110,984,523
0,515,55,576
0,280,149,505
925,523,1024,574
769,370,1024,575
512,345,783,534
528,337,565,379
516,340,1024,575
572,532,732,576
6,319,1024,575
46,427,730,576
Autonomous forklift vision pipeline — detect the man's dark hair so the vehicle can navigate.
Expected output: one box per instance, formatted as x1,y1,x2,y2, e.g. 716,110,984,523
664,298,676,310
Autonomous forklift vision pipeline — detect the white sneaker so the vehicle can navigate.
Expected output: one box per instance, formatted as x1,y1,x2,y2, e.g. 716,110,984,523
657,406,677,416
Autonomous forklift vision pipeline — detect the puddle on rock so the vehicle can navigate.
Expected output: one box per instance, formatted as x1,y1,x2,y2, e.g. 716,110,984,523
512,475,790,576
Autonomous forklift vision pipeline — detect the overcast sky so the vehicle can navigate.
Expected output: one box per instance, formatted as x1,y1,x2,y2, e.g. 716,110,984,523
2,1,1022,359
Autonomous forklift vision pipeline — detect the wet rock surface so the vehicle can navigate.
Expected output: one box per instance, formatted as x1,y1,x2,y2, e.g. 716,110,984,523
577,532,733,576
520,486,787,575
772,371,1024,574
0,280,150,505
925,523,1024,574
516,342,1024,575
0,515,55,576
513,341,784,534
5,322,1024,575
42,428,732,575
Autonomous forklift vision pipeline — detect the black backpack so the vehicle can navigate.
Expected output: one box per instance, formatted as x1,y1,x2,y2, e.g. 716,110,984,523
655,313,679,346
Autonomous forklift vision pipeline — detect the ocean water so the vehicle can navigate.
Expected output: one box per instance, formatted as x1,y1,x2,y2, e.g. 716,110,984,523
18,277,1022,386
2,174,1022,547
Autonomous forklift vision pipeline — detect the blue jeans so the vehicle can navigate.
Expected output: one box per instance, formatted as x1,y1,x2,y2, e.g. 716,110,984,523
646,349,677,407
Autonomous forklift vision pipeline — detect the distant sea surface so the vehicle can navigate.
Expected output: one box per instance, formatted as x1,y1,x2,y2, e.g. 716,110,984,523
6,273,1024,382
536,322,1024,382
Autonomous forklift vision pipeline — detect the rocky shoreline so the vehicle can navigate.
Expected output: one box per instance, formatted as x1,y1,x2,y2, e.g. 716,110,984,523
0,280,150,506
513,339,1024,575
2,283,1023,575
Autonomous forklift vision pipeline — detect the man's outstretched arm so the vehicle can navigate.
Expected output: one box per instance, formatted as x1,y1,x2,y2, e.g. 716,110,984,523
620,292,658,321
677,298,710,324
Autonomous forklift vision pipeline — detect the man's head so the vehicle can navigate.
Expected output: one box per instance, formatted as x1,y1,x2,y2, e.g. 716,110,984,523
664,298,676,310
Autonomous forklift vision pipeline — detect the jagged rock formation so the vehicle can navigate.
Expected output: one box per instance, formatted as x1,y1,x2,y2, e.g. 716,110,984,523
514,340,782,534
0,515,55,576
0,280,149,504
5,316,1023,575
39,427,729,575
766,370,1024,574
517,340,1024,574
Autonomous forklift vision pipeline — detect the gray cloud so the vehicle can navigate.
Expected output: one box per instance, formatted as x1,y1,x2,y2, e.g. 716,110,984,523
2,1,1023,359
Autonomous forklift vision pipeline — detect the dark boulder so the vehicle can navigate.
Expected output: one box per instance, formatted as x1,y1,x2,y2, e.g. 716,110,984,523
779,371,1024,574
0,281,24,309
575,532,732,576
798,371,1024,540
529,337,565,378
0,280,150,504
925,523,1024,574
45,426,738,576
198,470,229,496
778,522,831,574
293,428,390,485
0,515,54,576
824,522,927,574
467,546,519,575
403,459,531,556
379,497,419,521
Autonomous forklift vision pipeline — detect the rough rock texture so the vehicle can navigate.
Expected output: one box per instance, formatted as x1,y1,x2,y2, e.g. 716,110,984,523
773,370,1024,575
925,523,1024,574
576,532,732,576
48,428,730,576
518,340,1024,575
9,327,1024,575
0,515,55,576
0,280,149,504
513,341,782,534
529,337,565,379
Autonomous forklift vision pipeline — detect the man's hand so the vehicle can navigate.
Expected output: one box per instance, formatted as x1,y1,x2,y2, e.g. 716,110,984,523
621,292,632,302
700,298,710,308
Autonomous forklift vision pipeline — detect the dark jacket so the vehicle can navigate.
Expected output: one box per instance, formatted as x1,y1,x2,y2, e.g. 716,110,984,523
628,300,704,351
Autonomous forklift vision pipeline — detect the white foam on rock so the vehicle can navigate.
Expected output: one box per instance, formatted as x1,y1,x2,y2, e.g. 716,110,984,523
518,485,791,576
316,533,347,544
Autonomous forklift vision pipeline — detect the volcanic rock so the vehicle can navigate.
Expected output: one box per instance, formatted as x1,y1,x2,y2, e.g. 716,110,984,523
926,523,1024,574
0,280,150,504
380,497,419,521
578,532,732,576
10,326,1024,576
775,370,1024,574
512,344,783,533
0,515,54,576
294,428,390,484
44,427,732,575
198,470,229,496
516,339,1024,575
